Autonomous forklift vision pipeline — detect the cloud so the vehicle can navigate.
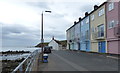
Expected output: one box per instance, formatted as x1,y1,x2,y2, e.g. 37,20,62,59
27,2,50,9
2,23,39,38
2,23,40,47
0,1,40,26
80,4,94,13
0,0,106,47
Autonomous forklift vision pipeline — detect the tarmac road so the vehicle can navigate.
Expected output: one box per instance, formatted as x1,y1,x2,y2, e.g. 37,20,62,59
38,50,119,72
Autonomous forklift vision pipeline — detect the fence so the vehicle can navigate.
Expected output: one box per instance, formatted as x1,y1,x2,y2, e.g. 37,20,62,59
12,49,40,73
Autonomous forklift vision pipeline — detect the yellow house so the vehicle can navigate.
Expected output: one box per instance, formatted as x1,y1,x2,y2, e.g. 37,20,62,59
90,2,107,53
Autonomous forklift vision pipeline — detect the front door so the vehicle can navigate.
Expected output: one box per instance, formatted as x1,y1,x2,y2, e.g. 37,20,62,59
98,41,106,53
78,42,80,50
72,43,74,50
86,41,90,52
69,44,70,50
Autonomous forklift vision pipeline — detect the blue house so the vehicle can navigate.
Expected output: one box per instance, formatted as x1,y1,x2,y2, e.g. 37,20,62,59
80,13,90,52
74,18,81,50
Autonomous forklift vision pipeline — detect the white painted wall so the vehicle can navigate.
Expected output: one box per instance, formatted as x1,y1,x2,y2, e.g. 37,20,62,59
59,45,62,50
48,40,59,50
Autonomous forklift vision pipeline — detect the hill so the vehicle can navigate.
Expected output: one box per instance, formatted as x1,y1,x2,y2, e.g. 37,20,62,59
35,42,49,47
35,40,67,48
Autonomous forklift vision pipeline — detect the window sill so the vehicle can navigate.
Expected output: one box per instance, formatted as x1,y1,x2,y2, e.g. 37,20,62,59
108,8,114,12
96,37,105,40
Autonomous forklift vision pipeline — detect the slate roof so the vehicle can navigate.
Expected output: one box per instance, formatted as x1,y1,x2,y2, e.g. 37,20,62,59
54,39,61,44
54,39,67,47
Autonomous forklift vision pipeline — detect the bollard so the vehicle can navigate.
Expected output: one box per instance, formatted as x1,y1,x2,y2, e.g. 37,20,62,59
43,54,48,63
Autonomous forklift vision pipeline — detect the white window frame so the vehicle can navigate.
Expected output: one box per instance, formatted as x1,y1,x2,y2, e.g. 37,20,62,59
116,21,119,24
108,20,115,29
86,18,89,24
98,8,104,16
108,2,114,11
81,21,84,26
91,15,94,21
98,24,104,37
98,10,101,16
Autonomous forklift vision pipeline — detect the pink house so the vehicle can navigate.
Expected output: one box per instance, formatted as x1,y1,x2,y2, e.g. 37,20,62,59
106,1,120,54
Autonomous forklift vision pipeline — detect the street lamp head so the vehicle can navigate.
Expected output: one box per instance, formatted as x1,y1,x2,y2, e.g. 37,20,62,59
45,11,51,13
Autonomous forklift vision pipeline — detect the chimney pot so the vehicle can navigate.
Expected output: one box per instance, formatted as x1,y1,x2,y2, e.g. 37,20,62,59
74,21,76,24
52,36,54,40
94,5,98,10
79,17,81,21
85,12,88,16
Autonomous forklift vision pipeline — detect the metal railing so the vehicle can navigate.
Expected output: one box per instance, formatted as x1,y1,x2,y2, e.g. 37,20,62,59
12,49,40,73
92,31,105,40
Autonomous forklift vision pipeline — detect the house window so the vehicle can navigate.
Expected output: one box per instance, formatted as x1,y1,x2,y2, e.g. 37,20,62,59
85,30,89,39
108,20,115,29
116,21,118,24
98,24,104,37
98,8,104,16
92,27,94,33
81,21,84,26
86,18,89,24
108,2,114,11
91,15,94,21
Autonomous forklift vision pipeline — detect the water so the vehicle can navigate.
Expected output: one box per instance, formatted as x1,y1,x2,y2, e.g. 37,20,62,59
0,47,41,60
0,47,40,52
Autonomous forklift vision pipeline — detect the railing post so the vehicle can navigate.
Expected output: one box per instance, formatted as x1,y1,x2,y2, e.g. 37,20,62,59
22,63,25,72
17,69,20,73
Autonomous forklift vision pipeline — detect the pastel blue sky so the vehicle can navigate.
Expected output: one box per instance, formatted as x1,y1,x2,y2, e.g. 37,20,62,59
0,0,106,47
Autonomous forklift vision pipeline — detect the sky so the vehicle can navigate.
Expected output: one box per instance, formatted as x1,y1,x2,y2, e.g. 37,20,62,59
0,0,107,47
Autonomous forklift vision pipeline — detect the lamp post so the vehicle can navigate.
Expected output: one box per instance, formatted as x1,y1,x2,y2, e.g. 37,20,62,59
41,11,51,62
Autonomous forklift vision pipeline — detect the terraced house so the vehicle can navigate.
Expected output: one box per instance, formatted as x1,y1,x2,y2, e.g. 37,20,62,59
70,26,75,50
66,27,70,50
66,24,75,50
66,0,119,54
80,13,90,52
74,20,81,50
106,1,120,54
66,27,72,50
90,2,107,53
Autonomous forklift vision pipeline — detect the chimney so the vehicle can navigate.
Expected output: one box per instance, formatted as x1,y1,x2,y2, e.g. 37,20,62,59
74,21,76,24
85,12,88,16
79,17,81,21
52,36,54,40
94,5,98,10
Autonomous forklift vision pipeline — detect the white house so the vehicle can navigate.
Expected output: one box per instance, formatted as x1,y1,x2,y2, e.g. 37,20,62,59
48,37,62,50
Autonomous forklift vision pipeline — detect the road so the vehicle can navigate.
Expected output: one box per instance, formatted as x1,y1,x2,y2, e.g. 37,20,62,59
38,50,119,72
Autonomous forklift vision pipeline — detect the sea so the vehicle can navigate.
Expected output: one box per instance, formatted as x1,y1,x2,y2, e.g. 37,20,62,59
0,47,41,60
0,47,40,52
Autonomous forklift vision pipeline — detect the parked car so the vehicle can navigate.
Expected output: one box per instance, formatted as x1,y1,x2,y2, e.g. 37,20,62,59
49,46,53,50
43,46,52,54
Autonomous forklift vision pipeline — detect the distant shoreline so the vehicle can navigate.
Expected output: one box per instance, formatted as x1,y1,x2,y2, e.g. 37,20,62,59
0,50,31,55
0,47,40,52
